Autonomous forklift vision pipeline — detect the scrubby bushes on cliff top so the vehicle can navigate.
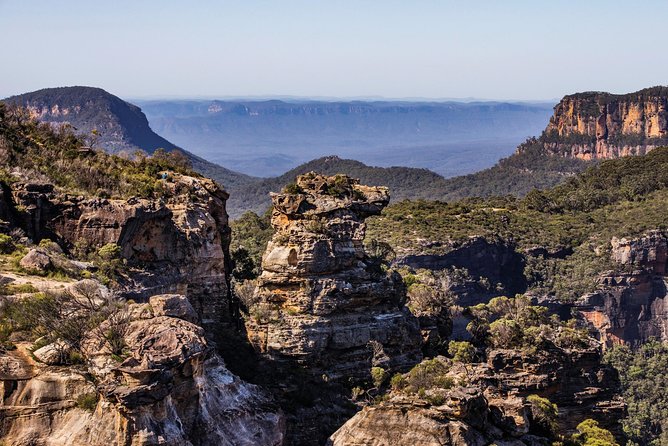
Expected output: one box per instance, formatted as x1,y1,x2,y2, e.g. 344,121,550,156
465,295,591,351
0,103,197,199
368,147,668,301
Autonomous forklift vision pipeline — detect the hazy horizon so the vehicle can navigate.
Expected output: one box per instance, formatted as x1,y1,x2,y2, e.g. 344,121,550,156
1,1,667,100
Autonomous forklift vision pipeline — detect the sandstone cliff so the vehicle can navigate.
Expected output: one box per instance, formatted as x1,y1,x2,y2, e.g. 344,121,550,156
542,86,668,160
0,174,234,333
244,173,422,444
0,295,284,445
247,173,422,379
577,230,668,346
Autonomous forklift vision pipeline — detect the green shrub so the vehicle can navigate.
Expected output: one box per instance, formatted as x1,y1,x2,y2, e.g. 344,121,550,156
371,367,387,388
405,359,453,393
527,394,558,435
282,183,303,194
390,373,406,390
76,392,98,411
448,341,475,363
0,234,15,254
571,419,618,446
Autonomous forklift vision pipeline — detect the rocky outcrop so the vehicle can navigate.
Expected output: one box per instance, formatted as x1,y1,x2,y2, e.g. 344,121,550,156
396,237,527,305
329,388,512,446
0,174,233,333
245,173,422,444
0,295,285,446
543,87,668,160
330,345,624,445
577,231,668,346
247,173,422,379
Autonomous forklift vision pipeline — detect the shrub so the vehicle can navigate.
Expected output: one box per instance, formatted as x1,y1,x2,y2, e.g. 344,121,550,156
448,341,475,364
96,243,123,280
0,234,15,254
527,394,558,436
571,419,618,446
282,183,303,194
405,358,453,393
371,367,387,388
390,373,406,390
76,392,98,411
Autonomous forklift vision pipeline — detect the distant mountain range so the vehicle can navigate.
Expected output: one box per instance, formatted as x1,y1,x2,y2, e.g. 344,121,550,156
136,98,555,177
10,86,665,219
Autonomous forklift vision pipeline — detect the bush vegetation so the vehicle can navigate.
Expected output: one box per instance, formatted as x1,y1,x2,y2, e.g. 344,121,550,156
604,341,668,445
0,103,197,200
368,147,668,301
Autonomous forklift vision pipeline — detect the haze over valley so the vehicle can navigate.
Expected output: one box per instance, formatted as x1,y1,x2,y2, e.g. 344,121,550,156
137,99,554,177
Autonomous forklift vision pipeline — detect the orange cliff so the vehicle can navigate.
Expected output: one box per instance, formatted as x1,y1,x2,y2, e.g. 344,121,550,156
540,86,668,160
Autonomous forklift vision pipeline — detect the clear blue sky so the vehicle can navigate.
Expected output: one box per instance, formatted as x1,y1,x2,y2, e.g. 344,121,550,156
1,0,666,100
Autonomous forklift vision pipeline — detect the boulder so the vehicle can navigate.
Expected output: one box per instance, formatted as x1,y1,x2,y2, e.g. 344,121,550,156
149,293,199,323
19,248,52,272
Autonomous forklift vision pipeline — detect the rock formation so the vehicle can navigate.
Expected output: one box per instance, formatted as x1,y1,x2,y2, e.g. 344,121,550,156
243,173,422,444
0,174,233,333
543,86,668,160
0,295,285,446
330,345,624,445
247,173,422,379
577,231,668,346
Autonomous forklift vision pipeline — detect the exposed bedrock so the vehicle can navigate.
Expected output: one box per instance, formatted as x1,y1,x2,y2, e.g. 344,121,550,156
0,295,284,446
0,174,234,333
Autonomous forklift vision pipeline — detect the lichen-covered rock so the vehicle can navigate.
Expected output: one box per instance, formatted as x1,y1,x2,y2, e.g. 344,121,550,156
19,248,52,272
0,295,285,446
149,293,199,323
247,173,422,380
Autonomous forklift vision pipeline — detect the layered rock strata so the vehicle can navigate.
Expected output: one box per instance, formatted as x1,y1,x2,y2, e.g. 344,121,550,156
543,87,668,160
330,345,624,445
0,295,284,446
247,173,422,380
578,231,668,346
0,174,233,332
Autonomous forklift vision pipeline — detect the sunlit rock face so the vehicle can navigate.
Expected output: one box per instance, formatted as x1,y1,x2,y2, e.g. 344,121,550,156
0,295,285,446
578,231,668,346
247,173,422,381
543,87,668,160
0,174,234,333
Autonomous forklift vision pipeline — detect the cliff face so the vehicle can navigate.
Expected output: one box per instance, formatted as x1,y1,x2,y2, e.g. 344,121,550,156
244,173,422,445
577,231,668,346
246,173,422,379
543,87,668,160
0,295,284,445
0,174,234,333
329,345,624,445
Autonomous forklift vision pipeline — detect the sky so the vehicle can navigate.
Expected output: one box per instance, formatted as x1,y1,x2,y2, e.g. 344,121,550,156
1,0,667,101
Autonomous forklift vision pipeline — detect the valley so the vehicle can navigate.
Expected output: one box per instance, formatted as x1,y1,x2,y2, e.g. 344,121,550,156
1,85,668,445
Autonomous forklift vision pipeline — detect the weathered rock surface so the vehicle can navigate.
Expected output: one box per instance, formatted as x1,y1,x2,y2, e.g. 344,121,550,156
248,173,422,379
245,173,422,444
577,231,668,346
0,295,285,446
0,174,233,333
543,87,668,160
18,248,52,272
330,345,624,445
395,237,526,302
